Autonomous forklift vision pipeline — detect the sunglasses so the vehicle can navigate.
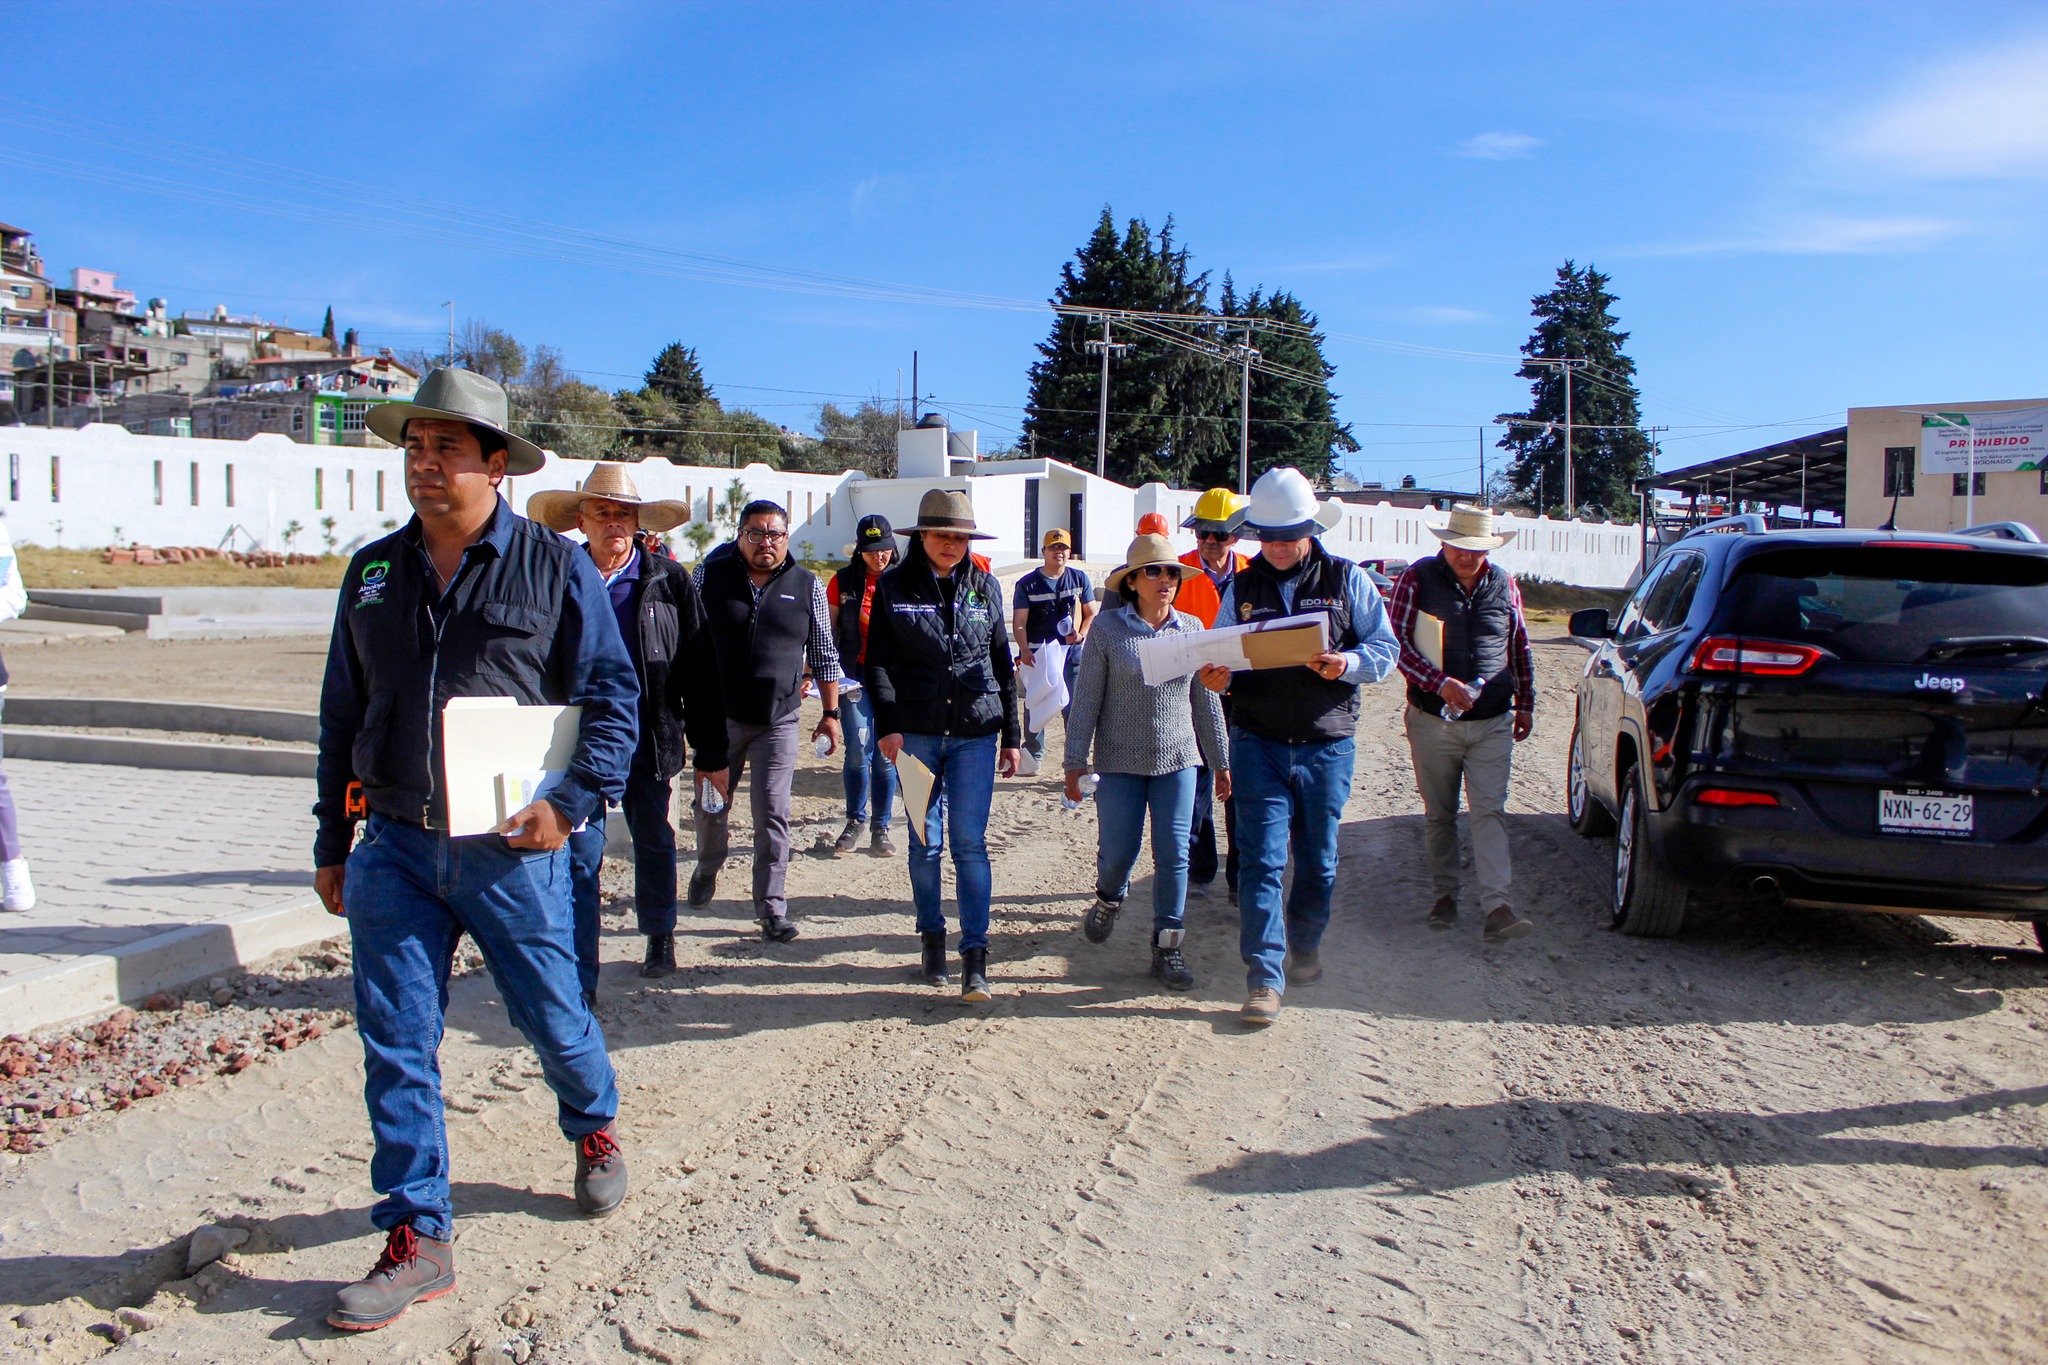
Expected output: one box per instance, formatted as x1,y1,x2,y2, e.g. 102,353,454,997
1136,564,1179,580
1195,530,1236,542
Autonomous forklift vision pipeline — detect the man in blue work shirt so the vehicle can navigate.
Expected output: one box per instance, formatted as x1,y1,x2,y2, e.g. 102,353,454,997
1201,466,1400,1028
313,368,640,1332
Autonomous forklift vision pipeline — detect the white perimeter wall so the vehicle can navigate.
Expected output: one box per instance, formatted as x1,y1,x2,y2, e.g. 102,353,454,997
0,425,1644,587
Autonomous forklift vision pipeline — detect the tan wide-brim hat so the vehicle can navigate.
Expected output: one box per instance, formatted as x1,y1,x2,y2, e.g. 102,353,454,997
525,463,691,534
365,366,549,476
1429,503,1516,552
1106,533,1204,593
905,488,995,540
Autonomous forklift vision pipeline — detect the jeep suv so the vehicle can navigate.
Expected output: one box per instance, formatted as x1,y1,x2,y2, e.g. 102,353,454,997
1567,523,2048,943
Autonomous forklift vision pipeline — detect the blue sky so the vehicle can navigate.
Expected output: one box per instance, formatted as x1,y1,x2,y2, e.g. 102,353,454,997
5,1,2045,489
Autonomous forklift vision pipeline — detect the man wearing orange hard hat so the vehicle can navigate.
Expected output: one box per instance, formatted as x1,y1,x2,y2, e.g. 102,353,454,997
1177,487,1252,896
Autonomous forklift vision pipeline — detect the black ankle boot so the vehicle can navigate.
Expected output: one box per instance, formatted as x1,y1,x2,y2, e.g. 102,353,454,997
1150,928,1194,992
640,933,676,979
960,947,990,1003
920,931,950,986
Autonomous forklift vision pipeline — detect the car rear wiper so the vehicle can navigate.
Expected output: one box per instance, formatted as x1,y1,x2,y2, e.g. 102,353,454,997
1917,634,2048,661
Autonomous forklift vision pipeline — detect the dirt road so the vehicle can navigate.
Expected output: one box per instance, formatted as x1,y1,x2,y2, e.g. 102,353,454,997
5,629,2046,1363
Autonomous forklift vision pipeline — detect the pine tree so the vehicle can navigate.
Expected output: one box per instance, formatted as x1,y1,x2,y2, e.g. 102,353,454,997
320,306,336,344
1203,280,1356,489
1494,262,1652,520
1021,210,1229,487
645,343,712,409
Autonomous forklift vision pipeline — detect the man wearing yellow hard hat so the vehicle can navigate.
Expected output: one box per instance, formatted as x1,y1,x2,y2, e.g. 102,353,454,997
1178,488,1252,897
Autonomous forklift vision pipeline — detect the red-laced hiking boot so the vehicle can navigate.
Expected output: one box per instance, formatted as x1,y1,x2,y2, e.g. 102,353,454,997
575,1124,629,1216
327,1223,456,1332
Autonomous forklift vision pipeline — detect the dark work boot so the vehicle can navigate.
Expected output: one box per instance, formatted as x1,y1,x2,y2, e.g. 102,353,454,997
920,931,950,986
574,1124,628,1216
1428,895,1458,929
327,1223,456,1332
960,947,990,1004
687,864,718,908
1083,894,1122,944
640,933,676,979
1150,928,1195,992
759,915,799,943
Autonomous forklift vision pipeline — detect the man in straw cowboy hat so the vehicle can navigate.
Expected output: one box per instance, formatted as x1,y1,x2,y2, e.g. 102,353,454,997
690,497,843,943
1388,504,1537,943
315,368,637,1330
1200,466,1399,1026
1177,486,1253,897
528,464,731,991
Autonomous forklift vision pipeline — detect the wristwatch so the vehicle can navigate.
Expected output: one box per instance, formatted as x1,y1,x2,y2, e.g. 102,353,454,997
820,706,840,719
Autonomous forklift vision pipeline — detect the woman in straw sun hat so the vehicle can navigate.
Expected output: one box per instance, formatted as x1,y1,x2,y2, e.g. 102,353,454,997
1063,534,1229,992
862,489,1021,1003
826,514,903,857
527,464,729,992
1389,503,1536,945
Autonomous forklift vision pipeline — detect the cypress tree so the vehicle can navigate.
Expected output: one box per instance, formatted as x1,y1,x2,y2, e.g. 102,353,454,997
1495,262,1652,519
320,306,336,343
646,342,712,409
1205,279,1356,489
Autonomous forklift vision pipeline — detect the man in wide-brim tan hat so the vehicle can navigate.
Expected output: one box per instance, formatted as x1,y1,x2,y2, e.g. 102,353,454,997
1390,503,1537,946
365,365,551,475
525,465,728,992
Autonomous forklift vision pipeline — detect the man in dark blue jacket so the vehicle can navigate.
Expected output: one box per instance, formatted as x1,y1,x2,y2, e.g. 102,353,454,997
312,368,639,1333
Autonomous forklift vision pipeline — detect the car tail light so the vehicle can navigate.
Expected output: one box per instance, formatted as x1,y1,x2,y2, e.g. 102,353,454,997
1883,540,1973,550
1688,636,1827,676
1694,787,1780,808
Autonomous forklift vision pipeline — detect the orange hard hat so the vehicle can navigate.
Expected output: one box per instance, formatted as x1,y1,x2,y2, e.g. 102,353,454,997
1136,512,1171,536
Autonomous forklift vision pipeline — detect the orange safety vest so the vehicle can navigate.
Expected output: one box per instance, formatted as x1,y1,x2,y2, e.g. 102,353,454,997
1175,550,1250,628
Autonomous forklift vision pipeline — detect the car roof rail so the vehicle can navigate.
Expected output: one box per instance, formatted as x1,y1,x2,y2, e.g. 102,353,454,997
1676,512,1770,541
1956,520,2043,544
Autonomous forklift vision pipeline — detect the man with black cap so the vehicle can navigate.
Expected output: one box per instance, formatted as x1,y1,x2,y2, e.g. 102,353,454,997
314,367,637,1331
827,513,901,855
527,464,730,991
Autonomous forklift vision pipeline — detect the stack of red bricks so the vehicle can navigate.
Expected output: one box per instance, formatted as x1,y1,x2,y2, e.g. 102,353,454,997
101,546,321,567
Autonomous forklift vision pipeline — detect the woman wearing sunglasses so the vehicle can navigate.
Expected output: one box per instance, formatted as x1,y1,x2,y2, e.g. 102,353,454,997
1063,533,1230,991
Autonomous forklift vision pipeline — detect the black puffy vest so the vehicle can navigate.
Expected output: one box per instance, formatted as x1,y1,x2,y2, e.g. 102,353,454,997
1227,542,1364,744
866,557,1010,741
832,562,874,682
1404,553,1515,721
699,553,816,727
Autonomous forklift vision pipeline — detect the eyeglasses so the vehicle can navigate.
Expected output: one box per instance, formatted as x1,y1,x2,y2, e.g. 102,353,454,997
1137,564,1179,580
741,528,789,544
1196,530,1236,542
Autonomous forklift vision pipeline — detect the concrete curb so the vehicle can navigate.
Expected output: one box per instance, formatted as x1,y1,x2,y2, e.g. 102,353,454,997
0,893,340,1035
8,698,319,743
3,731,315,777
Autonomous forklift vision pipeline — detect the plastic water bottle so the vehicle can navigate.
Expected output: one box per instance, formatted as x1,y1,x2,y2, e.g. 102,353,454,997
698,776,726,815
814,734,834,760
1061,772,1099,812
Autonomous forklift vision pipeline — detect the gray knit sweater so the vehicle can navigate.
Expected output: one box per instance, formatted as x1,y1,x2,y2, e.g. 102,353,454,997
1063,604,1229,776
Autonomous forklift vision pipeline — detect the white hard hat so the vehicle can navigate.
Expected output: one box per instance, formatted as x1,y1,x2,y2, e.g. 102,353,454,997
1241,467,1344,539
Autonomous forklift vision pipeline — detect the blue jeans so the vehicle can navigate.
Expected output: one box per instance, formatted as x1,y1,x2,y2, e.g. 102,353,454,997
345,815,619,1242
568,761,679,999
900,731,998,952
1231,729,1356,993
841,689,897,830
1094,769,1197,936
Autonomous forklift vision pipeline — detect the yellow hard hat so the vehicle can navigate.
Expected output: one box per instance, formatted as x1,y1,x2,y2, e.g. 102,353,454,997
1182,487,1250,531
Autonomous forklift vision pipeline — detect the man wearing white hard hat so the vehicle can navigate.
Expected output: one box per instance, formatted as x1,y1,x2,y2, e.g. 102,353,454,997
1200,466,1400,1026
1389,505,1537,942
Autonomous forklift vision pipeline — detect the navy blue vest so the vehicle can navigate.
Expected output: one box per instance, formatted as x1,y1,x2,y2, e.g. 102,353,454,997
1227,543,1363,744
700,554,816,726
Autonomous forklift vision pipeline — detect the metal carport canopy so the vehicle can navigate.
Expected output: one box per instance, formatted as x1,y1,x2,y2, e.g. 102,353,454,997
1642,426,1847,515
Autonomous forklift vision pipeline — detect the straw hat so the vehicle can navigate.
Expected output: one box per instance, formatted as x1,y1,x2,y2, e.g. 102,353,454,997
525,463,691,534
1429,504,1516,552
1106,533,1204,593
365,366,548,475
1241,467,1343,539
905,488,994,540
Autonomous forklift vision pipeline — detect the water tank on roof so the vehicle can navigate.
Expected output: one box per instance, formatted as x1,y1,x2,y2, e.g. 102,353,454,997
898,412,951,478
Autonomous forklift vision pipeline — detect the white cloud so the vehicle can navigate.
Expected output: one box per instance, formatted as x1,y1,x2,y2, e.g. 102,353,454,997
1637,214,1962,257
1457,131,1542,160
1844,34,2048,177
1397,305,1485,324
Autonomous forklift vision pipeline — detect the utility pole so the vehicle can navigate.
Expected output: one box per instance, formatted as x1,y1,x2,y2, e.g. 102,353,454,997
44,335,54,428
1084,317,1129,478
442,301,454,366
911,351,919,424
1232,338,1261,494
1522,355,1583,517
1477,426,1486,501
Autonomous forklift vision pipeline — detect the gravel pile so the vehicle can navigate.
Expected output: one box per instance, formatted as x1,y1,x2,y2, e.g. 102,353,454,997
1,934,489,1155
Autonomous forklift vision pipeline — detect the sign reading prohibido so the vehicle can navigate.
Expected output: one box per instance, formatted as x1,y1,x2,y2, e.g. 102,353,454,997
1919,406,2048,473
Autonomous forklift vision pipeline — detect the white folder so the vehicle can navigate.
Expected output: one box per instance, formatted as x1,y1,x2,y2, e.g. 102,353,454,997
442,696,583,837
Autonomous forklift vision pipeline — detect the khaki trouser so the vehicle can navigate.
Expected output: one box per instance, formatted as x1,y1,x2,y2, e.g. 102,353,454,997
1403,705,1515,912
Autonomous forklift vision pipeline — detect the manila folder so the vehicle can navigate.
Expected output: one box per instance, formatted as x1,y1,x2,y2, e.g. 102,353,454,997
1239,619,1329,671
443,696,582,837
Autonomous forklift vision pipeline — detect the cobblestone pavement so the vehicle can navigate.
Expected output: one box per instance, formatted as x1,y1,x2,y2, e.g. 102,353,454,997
0,758,314,979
